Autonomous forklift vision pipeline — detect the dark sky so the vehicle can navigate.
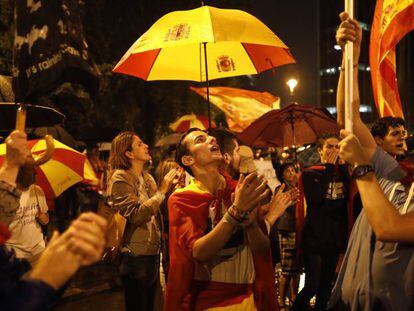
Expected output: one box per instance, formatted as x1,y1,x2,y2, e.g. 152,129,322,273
251,0,321,107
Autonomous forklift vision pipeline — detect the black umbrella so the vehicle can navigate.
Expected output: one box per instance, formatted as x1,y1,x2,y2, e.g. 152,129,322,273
33,125,78,149
0,102,65,131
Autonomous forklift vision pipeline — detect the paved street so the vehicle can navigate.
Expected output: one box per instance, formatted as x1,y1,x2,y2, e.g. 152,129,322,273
55,288,124,311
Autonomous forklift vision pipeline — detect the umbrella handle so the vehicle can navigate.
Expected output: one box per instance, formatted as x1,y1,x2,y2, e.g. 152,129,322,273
16,105,55,166
30,134,55,166
15,105,26,132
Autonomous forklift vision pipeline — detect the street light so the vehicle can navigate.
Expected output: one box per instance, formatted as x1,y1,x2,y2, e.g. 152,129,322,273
286,78,298,97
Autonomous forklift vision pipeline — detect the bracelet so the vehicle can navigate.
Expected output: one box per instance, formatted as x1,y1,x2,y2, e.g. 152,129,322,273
228,205,250,222
222,211,242,227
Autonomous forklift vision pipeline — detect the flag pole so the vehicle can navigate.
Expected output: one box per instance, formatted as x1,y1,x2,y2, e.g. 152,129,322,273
344,0,354,132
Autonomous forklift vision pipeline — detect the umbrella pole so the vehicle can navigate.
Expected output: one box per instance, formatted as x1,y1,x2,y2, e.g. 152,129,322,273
203,42,212,130
289,110,297,162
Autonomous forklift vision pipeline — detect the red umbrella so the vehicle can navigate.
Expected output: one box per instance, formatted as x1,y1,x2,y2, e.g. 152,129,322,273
238,103,338,147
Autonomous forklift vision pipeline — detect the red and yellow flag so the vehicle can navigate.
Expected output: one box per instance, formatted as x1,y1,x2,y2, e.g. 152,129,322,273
370,0,414,118
190,86,279,132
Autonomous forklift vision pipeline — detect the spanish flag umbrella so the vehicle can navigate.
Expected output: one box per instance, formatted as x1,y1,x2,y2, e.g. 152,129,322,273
113,5,295,128
0,138,91,199
169,114,216,133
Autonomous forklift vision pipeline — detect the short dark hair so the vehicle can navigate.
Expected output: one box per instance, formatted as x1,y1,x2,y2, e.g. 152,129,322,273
209,127,238,155
175,128,203,175
370,116,406,139
276,162,295,184
316,133,339,149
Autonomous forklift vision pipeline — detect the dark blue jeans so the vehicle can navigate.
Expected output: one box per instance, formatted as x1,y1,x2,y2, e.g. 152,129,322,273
119,253,160,311
292,251,339,311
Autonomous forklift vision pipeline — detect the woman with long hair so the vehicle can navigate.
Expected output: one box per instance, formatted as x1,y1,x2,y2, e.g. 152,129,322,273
108,132,178,311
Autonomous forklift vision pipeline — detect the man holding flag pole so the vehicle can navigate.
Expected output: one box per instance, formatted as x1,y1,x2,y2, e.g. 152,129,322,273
328,1,414,309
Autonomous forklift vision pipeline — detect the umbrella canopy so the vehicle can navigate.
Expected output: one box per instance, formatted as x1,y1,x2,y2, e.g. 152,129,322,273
0,102,65,131
239,103,339,147
83,158,100,186
0,138,87,199
170,114,216,133
113,6,294,81
155,133,183,147
113,5,295,127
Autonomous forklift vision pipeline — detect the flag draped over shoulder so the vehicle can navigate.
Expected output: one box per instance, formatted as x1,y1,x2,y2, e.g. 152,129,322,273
12,0,99,101
369,0,414,118
191,86,279,132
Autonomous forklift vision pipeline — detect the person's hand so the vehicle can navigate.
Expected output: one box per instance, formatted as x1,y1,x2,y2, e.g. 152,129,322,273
336,12,362,62
265,184,297,226
64,212,108,266
173,168,186,189
29,230,81,289
4,130,31,169
338,130,370,166
234,173,270,213
29,212,107,289
326,149,339,164
159,167,182,195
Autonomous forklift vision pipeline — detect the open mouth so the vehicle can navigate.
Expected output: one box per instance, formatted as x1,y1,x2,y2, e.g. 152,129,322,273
396,143,404,149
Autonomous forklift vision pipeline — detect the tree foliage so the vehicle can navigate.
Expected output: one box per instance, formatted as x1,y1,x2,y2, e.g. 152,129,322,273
0,0,252,144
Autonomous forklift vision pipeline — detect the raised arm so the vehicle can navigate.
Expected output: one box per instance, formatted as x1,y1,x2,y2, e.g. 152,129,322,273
192,174,270,262
339,130,414,243
336,12,377,160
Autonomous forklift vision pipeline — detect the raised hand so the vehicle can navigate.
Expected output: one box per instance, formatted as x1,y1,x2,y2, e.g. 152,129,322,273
65,212,108,266
29,212,107,289
234,173,270,213
265,184,298,226
160,167,182,195
336,12,362,61
338,130,370,166
4,130,31,168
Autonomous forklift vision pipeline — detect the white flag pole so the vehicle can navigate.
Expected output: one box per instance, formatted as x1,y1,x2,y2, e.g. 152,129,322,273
344,0,354,132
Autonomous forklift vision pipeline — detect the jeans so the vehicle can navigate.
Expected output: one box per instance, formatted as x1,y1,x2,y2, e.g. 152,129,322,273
119,253,160,311
292,251,339,311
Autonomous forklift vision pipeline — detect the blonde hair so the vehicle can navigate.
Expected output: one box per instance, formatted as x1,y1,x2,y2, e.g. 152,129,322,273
109,131,136,171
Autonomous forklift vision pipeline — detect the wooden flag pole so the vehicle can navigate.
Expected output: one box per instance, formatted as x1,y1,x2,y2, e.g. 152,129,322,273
344,0,354,132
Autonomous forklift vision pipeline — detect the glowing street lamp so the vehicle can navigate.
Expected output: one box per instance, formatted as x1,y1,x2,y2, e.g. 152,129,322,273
286,78,298,103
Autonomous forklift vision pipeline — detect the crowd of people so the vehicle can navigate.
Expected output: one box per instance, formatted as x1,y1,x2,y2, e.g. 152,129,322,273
0,12,413,311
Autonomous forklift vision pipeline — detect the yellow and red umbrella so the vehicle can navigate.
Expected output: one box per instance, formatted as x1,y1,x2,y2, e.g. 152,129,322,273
0,138,90,199
113,5,295,127
170,114,216,133
83,158,100,187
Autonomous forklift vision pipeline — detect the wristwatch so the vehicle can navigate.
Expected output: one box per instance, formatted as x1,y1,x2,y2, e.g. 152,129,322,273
351,164,374,178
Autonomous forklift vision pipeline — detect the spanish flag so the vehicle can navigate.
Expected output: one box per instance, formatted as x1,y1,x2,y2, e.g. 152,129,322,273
370,0,414,118
191,86,279,132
